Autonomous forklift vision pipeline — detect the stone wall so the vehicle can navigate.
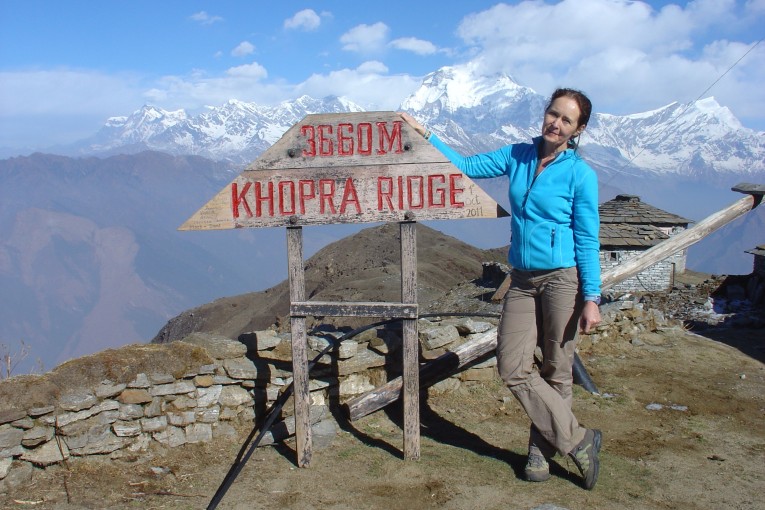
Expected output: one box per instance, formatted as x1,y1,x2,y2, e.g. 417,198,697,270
2,250,699,492
0,315,503,489
600,249,684,293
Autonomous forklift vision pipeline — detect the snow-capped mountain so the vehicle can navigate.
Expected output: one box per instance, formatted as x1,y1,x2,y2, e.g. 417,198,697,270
401,65,765,181
77,95,366,163
71,64,765,183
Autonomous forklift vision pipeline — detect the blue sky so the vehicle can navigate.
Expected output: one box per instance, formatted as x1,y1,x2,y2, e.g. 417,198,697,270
1,0,763,151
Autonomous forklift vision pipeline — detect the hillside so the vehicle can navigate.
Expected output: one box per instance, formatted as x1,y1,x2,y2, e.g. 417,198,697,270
0,244,763,508
151,222,508,344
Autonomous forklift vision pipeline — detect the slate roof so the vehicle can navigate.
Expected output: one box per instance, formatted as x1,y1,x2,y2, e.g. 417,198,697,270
598,194,689,249
745,244,765,256
599,223,669,249
599,194,691,226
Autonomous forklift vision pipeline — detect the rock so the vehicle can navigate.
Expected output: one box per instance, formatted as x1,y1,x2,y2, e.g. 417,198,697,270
419,324,460,350
222,358,266,380
185,423,213,443
95,381,127,398
40,400,120,428
150,381,195,397
338,339,358,359
0,457,12,479
140,416,168,433
181,332,248,359
218,386,253,407
335,374,375,397
0,409,27,425
128,373,151,388
0,425,24,451
1,459,33,489
118,389,153,404
197,385,223,407
112,422,142,437
239,330,282,351
21,439,70,466
153,426,186,448
21,427,54,448
59,392,98,412
311,419,337,450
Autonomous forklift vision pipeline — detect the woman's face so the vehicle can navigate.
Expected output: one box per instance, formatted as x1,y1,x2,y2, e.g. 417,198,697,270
541,96,584,151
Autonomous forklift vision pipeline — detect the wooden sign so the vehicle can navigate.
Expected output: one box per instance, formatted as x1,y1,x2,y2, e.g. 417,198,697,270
179,112,508,230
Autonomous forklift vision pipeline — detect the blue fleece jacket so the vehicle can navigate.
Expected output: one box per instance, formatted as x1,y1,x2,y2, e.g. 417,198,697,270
429,134,601,299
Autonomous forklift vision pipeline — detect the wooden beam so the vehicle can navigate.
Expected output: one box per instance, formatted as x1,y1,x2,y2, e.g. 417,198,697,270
290,301,418,319
345,328,497,422
602,192,761,290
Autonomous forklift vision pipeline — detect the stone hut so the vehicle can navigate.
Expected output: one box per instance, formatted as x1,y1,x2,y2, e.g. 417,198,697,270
599,194,691,293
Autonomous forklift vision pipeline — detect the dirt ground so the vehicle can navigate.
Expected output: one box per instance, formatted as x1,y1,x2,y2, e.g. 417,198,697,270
2,320,763,510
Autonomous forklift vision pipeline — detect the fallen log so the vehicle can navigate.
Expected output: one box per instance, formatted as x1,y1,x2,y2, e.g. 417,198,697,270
345,184,763,421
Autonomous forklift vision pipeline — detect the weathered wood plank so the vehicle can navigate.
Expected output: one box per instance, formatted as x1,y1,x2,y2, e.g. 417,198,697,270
179,163,507,230
247,111,449,170
290,301,418,319
179,112,510,231
400,221,420,460
287,227,312,467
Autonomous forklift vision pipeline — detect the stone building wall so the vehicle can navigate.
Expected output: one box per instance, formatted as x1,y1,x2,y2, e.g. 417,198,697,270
599,249,684,293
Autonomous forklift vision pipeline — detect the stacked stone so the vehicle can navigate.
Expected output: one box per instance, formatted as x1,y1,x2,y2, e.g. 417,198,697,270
1,317,499,486
586,297,681,347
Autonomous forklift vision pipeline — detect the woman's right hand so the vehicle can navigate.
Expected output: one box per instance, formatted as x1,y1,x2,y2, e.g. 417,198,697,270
398,112,427,137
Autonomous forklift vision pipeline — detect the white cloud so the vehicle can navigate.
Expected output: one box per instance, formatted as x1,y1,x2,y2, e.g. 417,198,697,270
453,0,765,124
340,23,389,53
232,41,255,57
0,68,142,116
390,37,437,55
296,62,418,110
189,11,223,25
0,68,148,148
284,9,322,31
225,62,268,79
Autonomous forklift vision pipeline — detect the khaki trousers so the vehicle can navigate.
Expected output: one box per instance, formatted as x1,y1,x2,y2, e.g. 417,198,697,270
496,267,587,456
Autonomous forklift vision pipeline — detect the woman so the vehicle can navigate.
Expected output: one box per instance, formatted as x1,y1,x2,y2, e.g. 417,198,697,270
400,88,603,490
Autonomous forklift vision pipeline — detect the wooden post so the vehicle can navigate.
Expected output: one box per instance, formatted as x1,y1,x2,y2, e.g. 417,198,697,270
400,220,420,460
287,226,312,468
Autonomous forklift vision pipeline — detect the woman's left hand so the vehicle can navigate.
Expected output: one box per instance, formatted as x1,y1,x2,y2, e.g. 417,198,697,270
580,301,601,334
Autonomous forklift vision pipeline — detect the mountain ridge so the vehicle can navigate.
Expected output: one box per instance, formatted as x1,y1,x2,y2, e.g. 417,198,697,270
49,64,765,182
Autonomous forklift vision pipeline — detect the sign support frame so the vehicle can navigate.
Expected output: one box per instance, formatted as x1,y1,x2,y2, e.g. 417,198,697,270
286,217,421,466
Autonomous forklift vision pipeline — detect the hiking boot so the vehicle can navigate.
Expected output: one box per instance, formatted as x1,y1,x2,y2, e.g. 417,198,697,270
568,428,602,490
524,452,551,482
